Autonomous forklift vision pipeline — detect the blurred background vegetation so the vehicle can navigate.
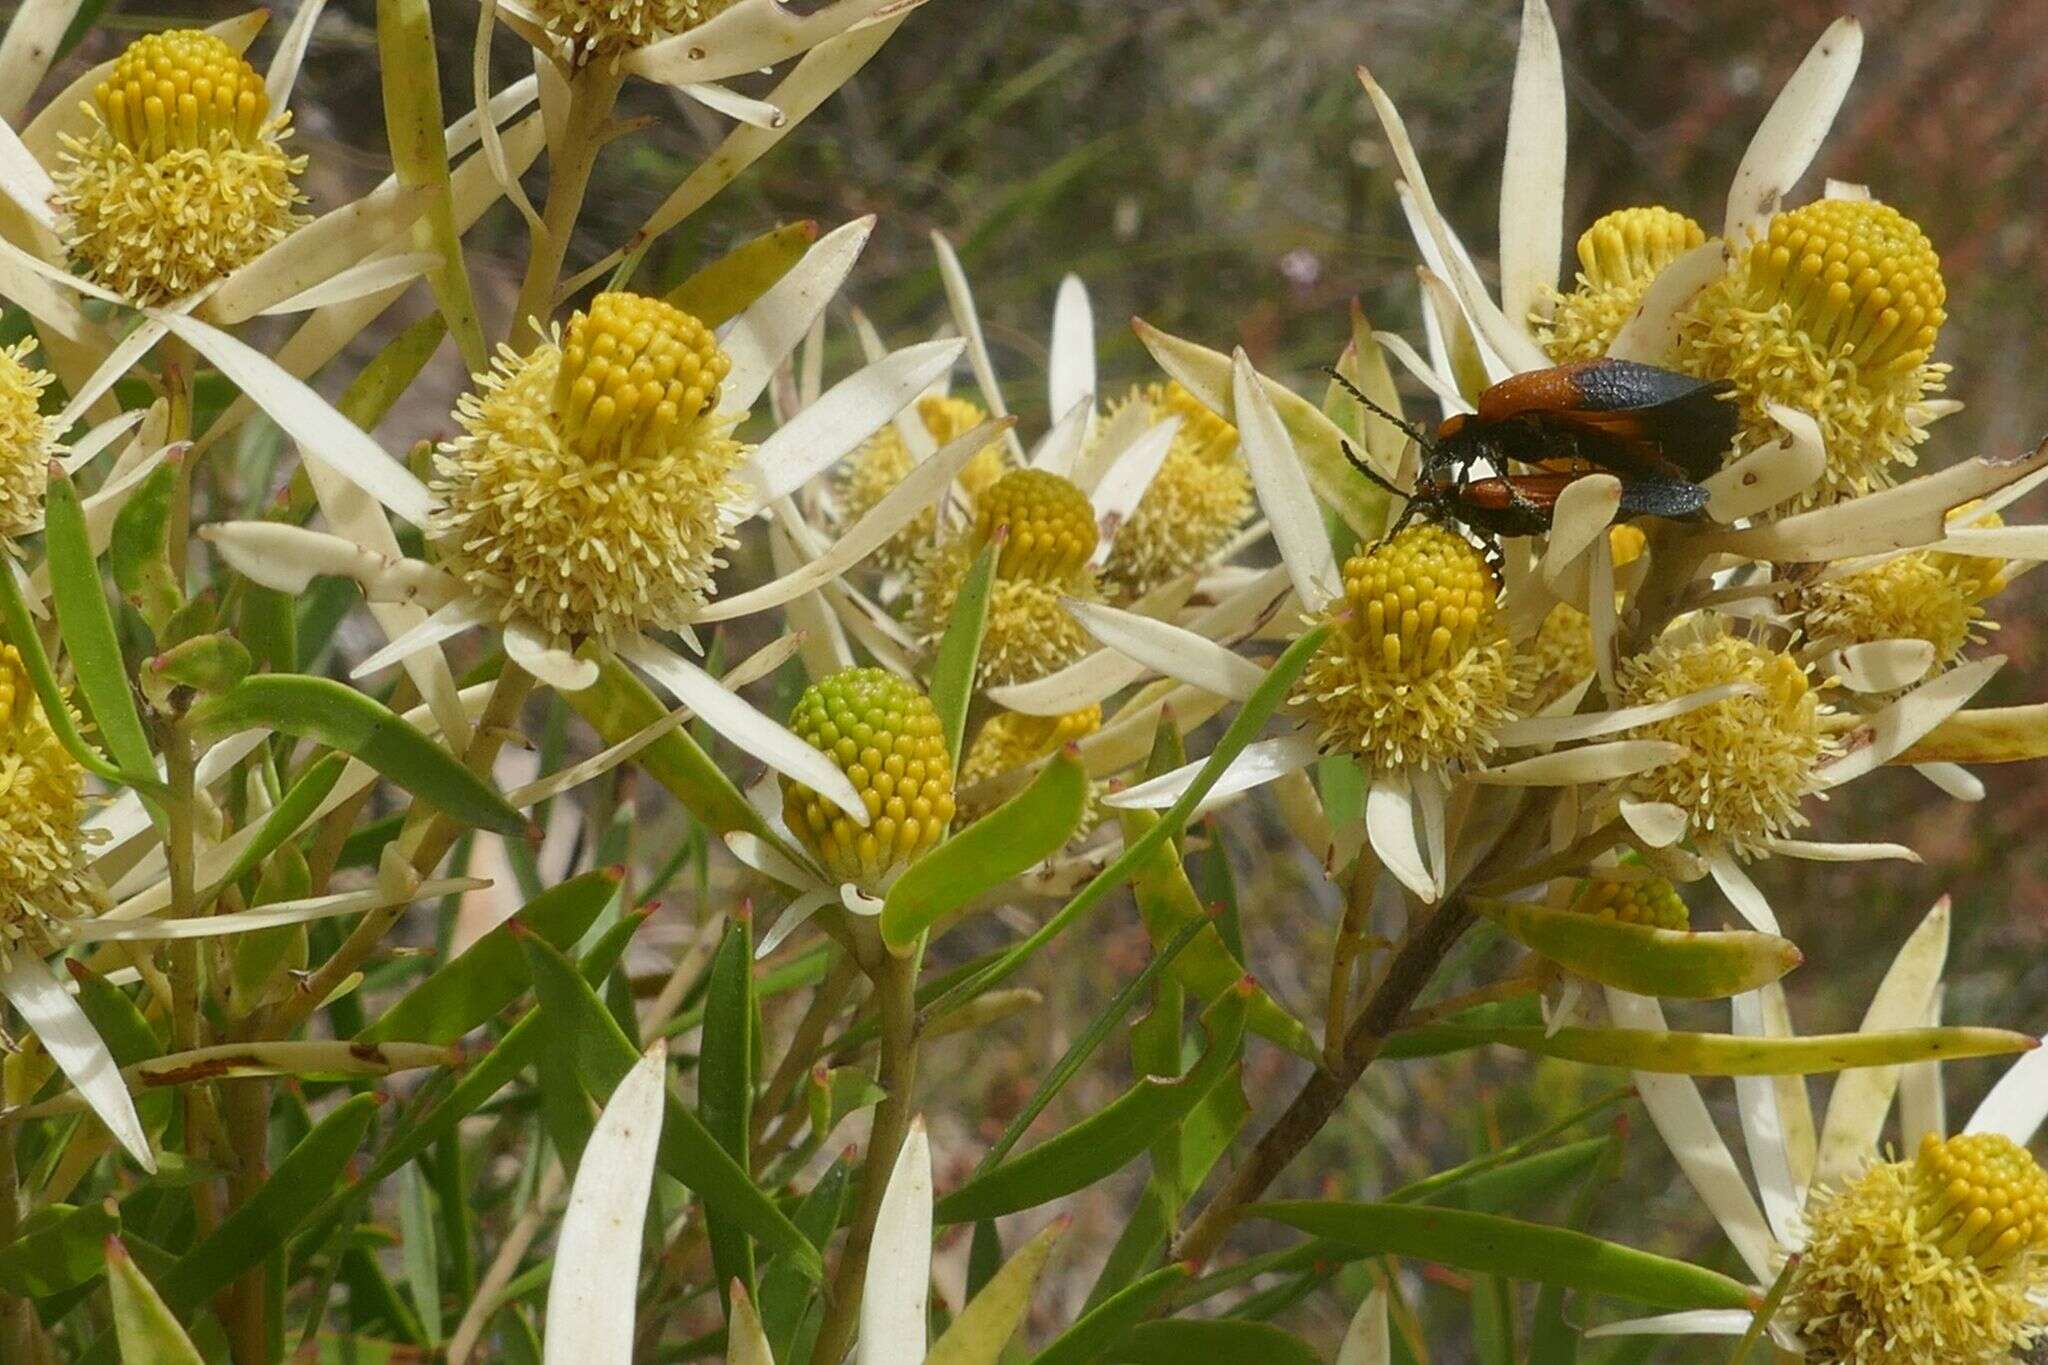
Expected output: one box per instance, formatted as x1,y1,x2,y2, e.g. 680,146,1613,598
45,0,2048,1356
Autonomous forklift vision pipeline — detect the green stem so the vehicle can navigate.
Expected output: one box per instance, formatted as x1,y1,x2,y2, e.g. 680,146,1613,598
0,1073,29,1359
509,62,625,351
809,945,920,1365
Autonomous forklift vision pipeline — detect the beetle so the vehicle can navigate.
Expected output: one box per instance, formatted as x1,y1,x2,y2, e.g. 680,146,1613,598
1346,456,1709,544
1329,358,1736,486
1323,363,1716,550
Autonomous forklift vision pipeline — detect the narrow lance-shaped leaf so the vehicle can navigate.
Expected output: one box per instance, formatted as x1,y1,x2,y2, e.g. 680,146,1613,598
105,1237,205,1365
1115,1321,1323,1365
934,984,1249,1223
0,1203,119,1297
187,674,525,835
44,465,155,782
376,0,488,371
107,458,181,633
1396,1019,2033,1075
1256,1202,1757,1311
924,622,1332,1023
927,541,998,772
359,868,621,1045
1029,1263,1190,1365
515,926,826,1281
1120,805,1318,1060
859,1116,932,1365
881,749,1088,951
76,1094,378,1365
701,914,758,1311
666,220,819,328
202,751,349,901
926,1216,1065,1365
1475,897,1804,1000
0,551,142,789
542,1041,669,1365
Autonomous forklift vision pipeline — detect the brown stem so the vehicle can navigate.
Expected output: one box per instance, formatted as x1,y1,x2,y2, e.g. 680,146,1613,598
0,1087,30,1358
220,1076,271,1364
1323,851,1379,1072
753,949,860,1155
275,666,537,1036
1172,893,1480,1268
509,62,624,352
809,947,919,1365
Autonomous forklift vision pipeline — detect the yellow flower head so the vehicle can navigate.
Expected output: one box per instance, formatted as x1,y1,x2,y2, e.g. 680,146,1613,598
1525,525,1646,705
430,292,743,648
1617,623,1835,856
1295,523,1524,775
0,340,58,545
835,395,1008,575
782,668,956,890
1674,198,1949,503
539,0,732,60
1098,382,1251,600
1568,875,1689,930
54,30,307,303
0,647,96,964
913,468,1103,687
1539,206,1707,363
1805,527,2005,683
961,704,1101,788
1790,1132,2048,1365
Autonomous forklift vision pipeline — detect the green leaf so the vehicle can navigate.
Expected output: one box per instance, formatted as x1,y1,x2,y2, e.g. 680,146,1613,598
0,1203,120,1296
1120,806,1317,1060
1405,1021,2035,1075
1115,1320,1322,1364
760,1158,851,1361
107,459,182,633
358,869,620,1044
1432,1137,1616,1215
397,1163,443,1345
44,465,155,781
666,221,819,329
515,927,825,1281
936,986,1248,1223
928,541,997,767
188,675,525,834
881,750,1088,951
1028,1263,1189,1365
82,1095,380,1365
106,1237,205,1365
568,647,782,843
204,751,349,901
701,914,758,1311
1253,1203,1757,1311
0,550,146,790
927,622,1333,1023
926,1218,1065,1365
376,0,487,372
1530,1124,1627,1365
1476,898,1803,999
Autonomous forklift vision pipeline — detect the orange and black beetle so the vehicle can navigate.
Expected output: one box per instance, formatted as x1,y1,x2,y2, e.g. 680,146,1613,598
1328,359,1729,546
1435,359,1736,485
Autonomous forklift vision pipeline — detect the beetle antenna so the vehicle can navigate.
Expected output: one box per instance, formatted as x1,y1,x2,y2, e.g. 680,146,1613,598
1322,366,1438,455
1338,437,1410,501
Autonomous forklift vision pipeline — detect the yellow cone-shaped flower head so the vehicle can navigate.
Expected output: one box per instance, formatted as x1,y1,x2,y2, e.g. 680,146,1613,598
782,668,956,890
1790,1132,2048,1365
1568,876,1689,930
913,468,1103,687
1617,624,1835,856
836,395,1009,575
1540,206,1706,363
1098,382,1251,600
429,292,744,648
55,30,306,303
1295,523,1524,775
0,647,95,963
0,341,57,546
1675,198,1949,502
975,468,1099,580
